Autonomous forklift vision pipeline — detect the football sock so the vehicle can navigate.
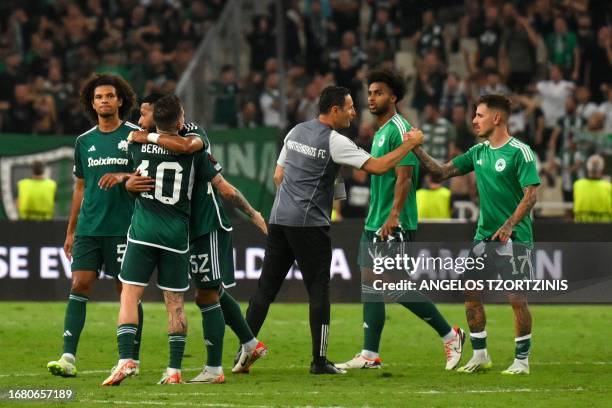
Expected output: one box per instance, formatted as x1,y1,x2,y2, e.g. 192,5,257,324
442,329,455,342
117,324,138,359
205,365,223,375
61,353,75,363
244,338,259,351
399,291,452,337
361,350,379,359
168,333,187,370
363,302,385,353
515,334,531,360
470,330,488,355
62,292,89,356
219,288,255,344
133,302,144,361
199,302,225,367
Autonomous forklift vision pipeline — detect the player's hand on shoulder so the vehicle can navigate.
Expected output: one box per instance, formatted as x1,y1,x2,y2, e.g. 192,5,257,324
125,170,154,193
128,130,149,144
252,211,268,236
403,128,424,147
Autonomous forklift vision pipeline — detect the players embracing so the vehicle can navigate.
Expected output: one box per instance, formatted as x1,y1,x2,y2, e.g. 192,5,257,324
123,93,269,384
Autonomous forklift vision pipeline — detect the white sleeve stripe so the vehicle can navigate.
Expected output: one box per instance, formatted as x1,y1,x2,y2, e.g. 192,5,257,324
125,121,142,130
392,116,406,134
512,142,531,162
510,140,533,162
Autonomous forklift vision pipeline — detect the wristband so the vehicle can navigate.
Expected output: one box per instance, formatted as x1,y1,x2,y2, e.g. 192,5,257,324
147,133,160,144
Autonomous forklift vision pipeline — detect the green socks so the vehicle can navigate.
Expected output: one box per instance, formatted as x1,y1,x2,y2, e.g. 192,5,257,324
470,330,488,350
117,324,138,359
168,333,187,369
134,302,144,361
399,291,452,337
363,302,386,353
199,302,225,367
515,334,531,360
62,293,89,356
220,289,255,344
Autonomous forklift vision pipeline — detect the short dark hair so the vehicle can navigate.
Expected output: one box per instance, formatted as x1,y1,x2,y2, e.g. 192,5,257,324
318,86,350,114
142,93,165,105
32,161,44,176
153,94,183,132
478,94,511,116
367,69,407,102
79,73,136,122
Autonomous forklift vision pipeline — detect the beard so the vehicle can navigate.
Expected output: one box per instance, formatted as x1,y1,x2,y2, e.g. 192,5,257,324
478,126,494,139
370,103,391,116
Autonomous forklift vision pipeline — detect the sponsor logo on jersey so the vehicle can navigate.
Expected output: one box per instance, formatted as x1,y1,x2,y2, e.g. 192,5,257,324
476,159,482,166
88,145,96,152
377,135,385,147
117,140,128,152
87,157,129,167
495,158,506,172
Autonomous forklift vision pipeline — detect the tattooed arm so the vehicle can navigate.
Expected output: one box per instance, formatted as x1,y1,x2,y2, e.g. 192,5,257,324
412,146,466,181
163,291,187,334
492,185,538,242
211,174,268,235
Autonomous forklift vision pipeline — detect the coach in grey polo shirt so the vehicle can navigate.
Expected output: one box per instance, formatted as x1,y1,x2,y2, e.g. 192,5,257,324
245,86,424,374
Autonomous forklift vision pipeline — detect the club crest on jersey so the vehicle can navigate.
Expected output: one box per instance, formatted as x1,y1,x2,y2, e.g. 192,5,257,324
117,140,128,152
495,158,506,172
377,135,385,147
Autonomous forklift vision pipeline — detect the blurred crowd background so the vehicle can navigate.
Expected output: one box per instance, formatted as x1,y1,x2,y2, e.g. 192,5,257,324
2,0,610,222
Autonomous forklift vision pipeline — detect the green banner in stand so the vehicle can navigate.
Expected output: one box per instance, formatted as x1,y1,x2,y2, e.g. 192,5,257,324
0,128,279,220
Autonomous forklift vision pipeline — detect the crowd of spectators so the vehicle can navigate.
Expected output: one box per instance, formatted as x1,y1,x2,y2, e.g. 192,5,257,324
226,0,611,219
0,0,224,134
1,0,611,219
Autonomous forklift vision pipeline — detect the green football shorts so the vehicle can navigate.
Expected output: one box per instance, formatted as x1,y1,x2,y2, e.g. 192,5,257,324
357,228,416,268
119,240,190,292
189,228,235,289
71,235,127,277
464,240,535,282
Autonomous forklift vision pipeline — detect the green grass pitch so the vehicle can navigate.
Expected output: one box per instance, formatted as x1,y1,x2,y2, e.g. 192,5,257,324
1,302,611,407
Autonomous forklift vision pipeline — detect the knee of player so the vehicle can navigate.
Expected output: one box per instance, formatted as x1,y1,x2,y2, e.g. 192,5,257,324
195,288,220,305
70,274,96,294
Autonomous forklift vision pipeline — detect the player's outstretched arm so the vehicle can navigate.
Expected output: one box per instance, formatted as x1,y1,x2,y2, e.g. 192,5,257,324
211,174,268,235
361,128,424,175
64,178,84,260
412,146,464,181
129,130,204,154
492,185,538,242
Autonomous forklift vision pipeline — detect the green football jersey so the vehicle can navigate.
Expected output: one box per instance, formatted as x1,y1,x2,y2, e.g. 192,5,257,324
181,123,232,240
73,121,139,236
364,113,420,231
452,137,541,243
127,139,218,252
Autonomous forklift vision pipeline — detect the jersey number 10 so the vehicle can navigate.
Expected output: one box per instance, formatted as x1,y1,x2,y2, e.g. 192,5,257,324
136,160,183,205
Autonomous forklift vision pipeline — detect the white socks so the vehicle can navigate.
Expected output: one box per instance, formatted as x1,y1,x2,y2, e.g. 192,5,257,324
361,350,379,359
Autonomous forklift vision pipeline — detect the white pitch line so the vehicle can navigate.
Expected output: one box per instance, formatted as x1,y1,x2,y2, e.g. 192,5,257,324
3,362,612,378
78,388,588,408
79,399,271,408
